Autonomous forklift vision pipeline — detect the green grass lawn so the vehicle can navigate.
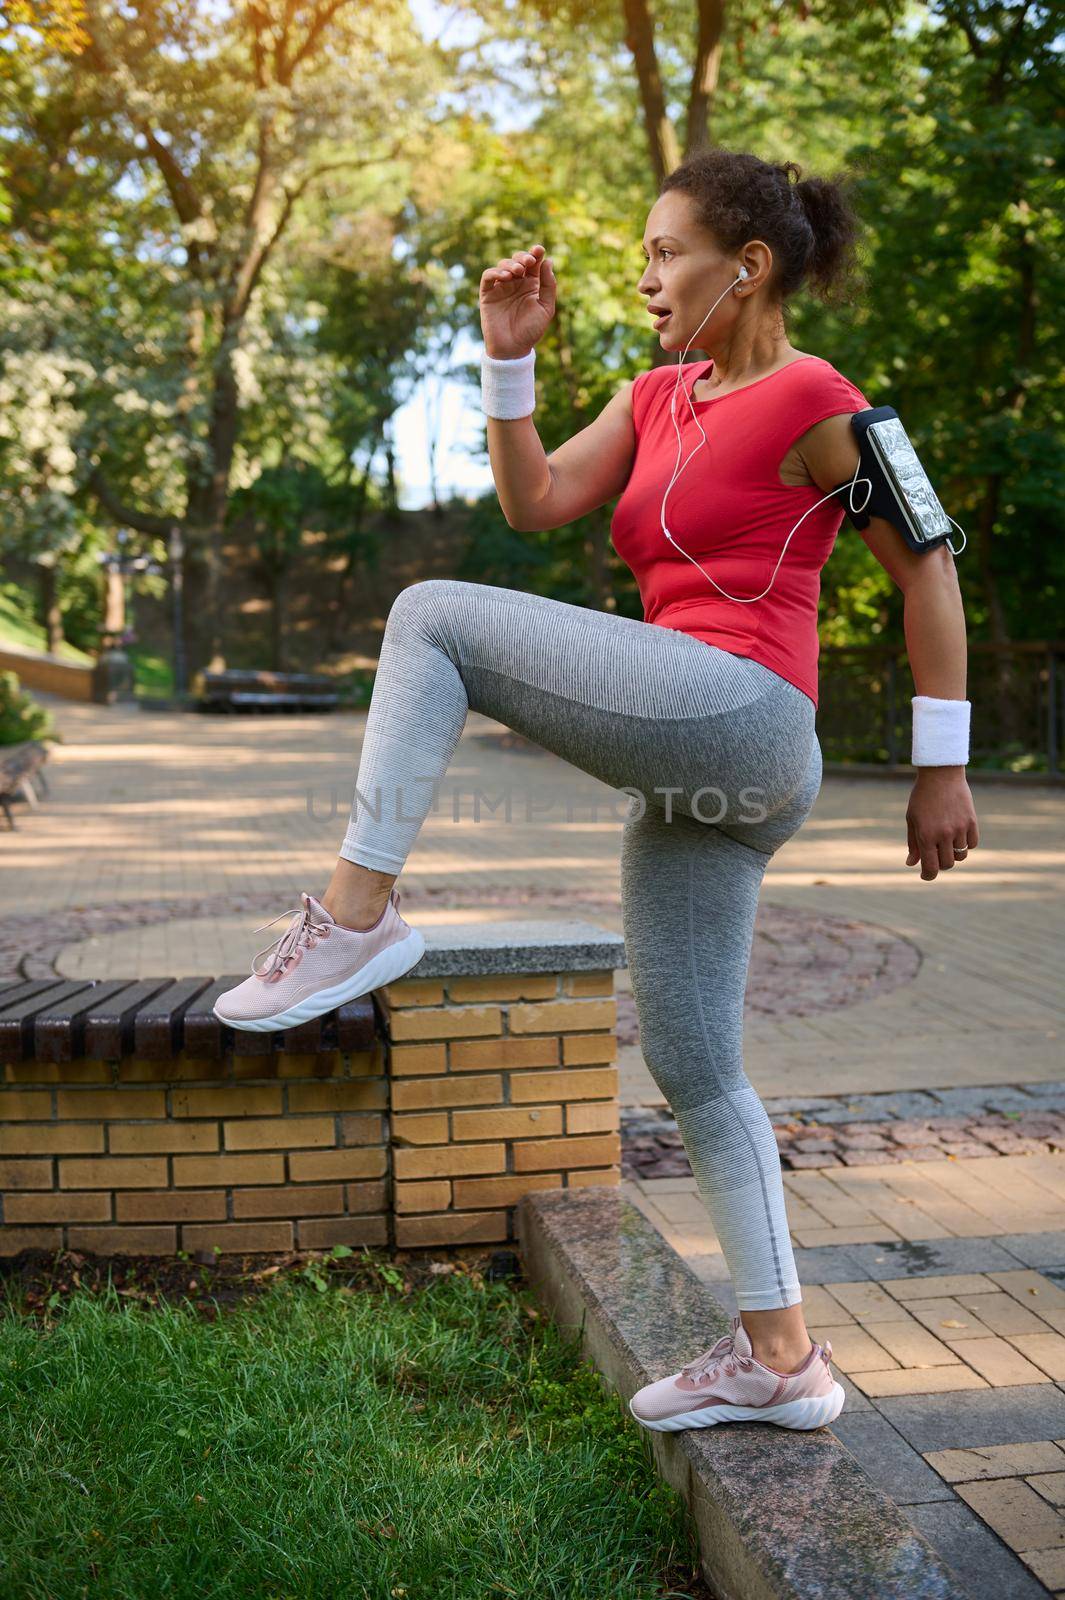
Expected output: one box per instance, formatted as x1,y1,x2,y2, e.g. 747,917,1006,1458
0,1246,708,1600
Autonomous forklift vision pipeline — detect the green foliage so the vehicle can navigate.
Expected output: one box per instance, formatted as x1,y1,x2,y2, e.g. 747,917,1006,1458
0,669,61,746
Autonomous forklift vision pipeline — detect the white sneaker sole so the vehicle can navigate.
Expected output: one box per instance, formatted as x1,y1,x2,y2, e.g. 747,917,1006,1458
213,926,427,1033
630,1380,846,1432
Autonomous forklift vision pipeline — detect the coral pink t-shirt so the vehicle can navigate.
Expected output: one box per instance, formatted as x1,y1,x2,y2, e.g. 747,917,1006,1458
610,354,871,706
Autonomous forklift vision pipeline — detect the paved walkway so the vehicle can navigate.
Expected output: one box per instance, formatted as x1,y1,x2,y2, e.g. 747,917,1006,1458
4,692,1065,1597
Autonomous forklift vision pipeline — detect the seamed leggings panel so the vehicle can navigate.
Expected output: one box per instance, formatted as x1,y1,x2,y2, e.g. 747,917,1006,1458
339,579,823,1309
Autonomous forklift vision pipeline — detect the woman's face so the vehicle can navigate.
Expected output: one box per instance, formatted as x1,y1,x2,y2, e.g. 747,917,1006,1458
637,194,751,356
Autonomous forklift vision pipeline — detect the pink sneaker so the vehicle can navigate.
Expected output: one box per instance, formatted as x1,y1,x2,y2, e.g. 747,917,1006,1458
629,1314,845,1433
213,888,425,1034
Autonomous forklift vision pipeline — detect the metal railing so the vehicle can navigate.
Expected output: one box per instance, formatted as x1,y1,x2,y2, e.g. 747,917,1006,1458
817,642,1065,775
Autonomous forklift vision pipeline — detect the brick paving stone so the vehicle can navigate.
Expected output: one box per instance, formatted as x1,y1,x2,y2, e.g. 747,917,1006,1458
990,1271,1065,1313
1023,1548,1065,1590
852,1365,988,1397
822,1280,900,1320
906,1297,995,1340
789,1244,874,1283
861,1319,961,1369
830,1411,955,1503
941,1337,1053,1387
852,1237,1026,1281
806,1322,902,1373
877,1387,1065,1454
956,1291,1055,1337
906,1501,1052,1600
925,1442,1065,1482
1010,1336,1065,1383
954,1476,1065,1553
1028,1472,1065,1507
880,1274,1003,1300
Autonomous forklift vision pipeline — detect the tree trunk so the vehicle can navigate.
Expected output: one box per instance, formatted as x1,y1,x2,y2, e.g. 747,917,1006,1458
38,562,64,653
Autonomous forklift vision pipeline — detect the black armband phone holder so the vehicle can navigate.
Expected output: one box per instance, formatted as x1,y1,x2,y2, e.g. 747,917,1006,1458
832,406,955,554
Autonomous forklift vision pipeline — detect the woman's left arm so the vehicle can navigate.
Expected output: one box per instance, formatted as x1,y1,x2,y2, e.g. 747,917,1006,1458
797,412,980,882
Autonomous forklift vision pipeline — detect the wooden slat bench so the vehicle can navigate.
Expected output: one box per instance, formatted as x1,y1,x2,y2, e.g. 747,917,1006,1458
0,740,50,830
198,670,339,714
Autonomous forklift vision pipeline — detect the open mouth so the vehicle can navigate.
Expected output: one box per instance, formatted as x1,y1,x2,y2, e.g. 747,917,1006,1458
652,312,672,330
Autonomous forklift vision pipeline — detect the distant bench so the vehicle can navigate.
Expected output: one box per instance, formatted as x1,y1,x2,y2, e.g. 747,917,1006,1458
0,740,51,830
197,670,339,714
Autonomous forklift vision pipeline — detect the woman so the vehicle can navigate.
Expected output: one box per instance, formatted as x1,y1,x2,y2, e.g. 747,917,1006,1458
215,148,978,1434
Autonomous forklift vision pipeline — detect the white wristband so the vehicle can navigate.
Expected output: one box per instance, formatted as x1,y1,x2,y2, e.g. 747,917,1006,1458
911,695,971,766
481,348,536,419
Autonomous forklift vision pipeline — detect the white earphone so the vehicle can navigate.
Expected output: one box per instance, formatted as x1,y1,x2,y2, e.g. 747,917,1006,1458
659,265,874,604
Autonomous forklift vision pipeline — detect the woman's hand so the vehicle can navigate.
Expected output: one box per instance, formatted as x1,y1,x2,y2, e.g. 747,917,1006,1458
905,767,979,881
480,243,556,361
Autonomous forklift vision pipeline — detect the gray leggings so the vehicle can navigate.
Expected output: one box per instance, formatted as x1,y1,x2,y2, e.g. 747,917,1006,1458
340,579,823,1311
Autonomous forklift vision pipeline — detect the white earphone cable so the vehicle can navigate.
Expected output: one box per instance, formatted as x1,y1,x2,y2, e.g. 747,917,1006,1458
658,269,965,596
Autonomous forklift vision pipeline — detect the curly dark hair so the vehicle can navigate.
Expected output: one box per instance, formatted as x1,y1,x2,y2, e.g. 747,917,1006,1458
659,147,863,306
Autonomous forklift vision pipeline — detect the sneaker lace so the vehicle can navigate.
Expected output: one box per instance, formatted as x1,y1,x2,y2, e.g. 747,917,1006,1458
680,1325,754,1382
251,904,331,979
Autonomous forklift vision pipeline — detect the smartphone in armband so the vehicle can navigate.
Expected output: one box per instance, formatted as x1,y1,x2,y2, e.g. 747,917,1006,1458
834,406,954,554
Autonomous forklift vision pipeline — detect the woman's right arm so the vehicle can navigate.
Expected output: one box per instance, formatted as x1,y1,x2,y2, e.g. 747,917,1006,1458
480,244,637,532
487,383,636,532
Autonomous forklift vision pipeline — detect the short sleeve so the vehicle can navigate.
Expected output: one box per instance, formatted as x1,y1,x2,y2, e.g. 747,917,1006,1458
630,368,658,440
776,364,871,460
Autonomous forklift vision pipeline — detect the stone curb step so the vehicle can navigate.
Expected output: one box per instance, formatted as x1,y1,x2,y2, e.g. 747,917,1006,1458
517,1186,968,1600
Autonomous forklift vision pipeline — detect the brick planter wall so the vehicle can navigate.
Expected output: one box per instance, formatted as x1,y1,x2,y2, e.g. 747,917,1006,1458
0,920,627,1257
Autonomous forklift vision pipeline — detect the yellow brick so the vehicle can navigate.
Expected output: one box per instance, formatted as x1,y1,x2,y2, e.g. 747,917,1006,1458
0,1225,63,1254
566,1102,620,1135
508,999,615,1035
395,1211,509,1248
391,1112,449,1146
388,1006,502,1042
392,1075,503,1112
232,1185,344,1219
449,1036,559,1072
56,1088,166,1120
393,1143,505,1181
567,1166,621,1188
510,1068,617,1103
512,1133,621,1173
0,1158,52,1189
6,1060,108,1085
5,1191,111,1223
390,1042,448,1077
447,975,557,1003
118,1058,213,1083
174,1153,285,1187
109,1122,218,1155
287,1080,386,1113
172,1086,282,1118
345,1179,387,1213
378,979,446,1007
338,1112,386,1145
297,1215,388,1249
116,1190,226,1223
0,1090,51,1120
183,1221,294,1254
276,1050,346,1078
394,1179,452,1214
0,1123,103,1155
69,1225,176,1256
223,1116,335,1151
451,1106,563,1142
289,1147,386,1182
453,1173,564,1208
562,971,615,996
60,1156,167,1189
562,1033,617,1066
